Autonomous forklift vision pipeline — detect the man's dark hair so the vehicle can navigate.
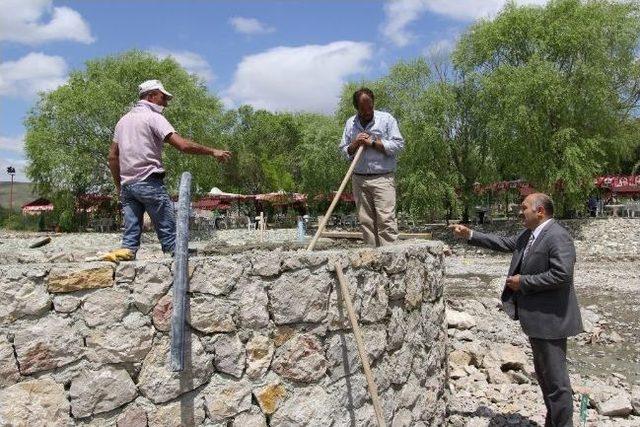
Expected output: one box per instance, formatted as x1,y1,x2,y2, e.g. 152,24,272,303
352,87,374,108
532,193,554,217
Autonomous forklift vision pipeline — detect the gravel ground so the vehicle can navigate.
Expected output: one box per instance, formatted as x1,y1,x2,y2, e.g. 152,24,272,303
443,217,640,426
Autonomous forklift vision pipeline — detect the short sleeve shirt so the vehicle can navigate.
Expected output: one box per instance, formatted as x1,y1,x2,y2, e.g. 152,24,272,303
113,100,176,184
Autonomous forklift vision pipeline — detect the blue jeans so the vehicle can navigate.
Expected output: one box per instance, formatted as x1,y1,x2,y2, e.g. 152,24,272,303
121,176,176,253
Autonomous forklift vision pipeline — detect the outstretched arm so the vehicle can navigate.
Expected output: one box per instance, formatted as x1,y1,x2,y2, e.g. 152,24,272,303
449,224,518,252
166,132,231,162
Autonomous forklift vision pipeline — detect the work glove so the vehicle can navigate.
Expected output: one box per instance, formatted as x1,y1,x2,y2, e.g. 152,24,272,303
100,248,135,263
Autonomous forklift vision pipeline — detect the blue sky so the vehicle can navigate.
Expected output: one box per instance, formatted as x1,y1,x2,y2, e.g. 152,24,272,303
0,0,545,182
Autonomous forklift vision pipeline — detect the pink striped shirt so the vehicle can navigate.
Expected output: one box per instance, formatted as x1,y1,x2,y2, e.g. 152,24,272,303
113,100,175,184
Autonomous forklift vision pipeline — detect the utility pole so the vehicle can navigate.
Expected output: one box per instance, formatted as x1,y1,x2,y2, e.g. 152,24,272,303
7,166,16,214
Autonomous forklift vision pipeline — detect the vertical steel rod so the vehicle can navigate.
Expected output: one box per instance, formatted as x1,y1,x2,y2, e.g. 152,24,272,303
170,171,192,371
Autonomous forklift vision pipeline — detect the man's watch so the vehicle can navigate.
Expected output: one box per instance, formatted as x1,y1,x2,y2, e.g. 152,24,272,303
369,135,376,147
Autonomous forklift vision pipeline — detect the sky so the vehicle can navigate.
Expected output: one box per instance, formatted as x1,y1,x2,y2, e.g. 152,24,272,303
0,0,547,182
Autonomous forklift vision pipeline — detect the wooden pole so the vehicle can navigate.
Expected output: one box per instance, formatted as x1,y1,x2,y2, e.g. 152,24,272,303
170,172,191,371
307,145,364,251
334,261,386,427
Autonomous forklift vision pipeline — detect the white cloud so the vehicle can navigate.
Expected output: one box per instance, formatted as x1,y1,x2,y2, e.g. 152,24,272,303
0,135,25,155
0,53,68,99
0,0,94,45
225,41,372,114
382,0,547,47
150,48,216,84
229,17,275,35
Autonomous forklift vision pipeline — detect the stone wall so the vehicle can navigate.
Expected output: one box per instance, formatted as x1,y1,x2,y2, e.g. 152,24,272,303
0,242,447,426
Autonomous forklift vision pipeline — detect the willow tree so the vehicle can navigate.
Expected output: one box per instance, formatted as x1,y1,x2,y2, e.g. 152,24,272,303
24,50,228,200
453,0,640,215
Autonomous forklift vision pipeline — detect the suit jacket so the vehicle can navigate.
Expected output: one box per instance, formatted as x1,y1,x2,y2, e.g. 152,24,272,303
469,219,583,339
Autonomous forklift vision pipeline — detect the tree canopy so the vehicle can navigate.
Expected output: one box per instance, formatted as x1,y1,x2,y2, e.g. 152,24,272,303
22,0,640,224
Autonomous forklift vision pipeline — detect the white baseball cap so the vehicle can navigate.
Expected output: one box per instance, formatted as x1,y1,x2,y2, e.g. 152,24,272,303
138,79,173,99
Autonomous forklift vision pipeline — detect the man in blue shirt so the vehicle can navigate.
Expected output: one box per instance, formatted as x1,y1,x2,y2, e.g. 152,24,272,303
339,88,405,246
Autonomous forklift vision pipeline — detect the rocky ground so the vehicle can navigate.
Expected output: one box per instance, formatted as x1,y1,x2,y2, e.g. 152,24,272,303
1,217,638,426
438,217,640,426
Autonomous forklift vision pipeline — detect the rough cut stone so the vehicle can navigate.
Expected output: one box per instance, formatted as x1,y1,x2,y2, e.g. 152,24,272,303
404,258,426,309
327,372,370,410
596,393,633,417
267,270,331,324
14,316,84,374
85,312,154,363
326,328,386,380
250,252,282,277
0,267,51,323
81,287,129,327
211,333,245,378
254,380,287,415
280,252,328,271
387,273,407,300
190,257,245,295
116,405,147,427
0,335,20,387
447,309,477,330
138,335,213,404
0,377,71,426
236,280,270,329
201,375,252,422
48,264,114,293
481,343,528,373
146,392,206,427
188,293,237,333
132,262,172,314
245,334,275,379
152,293,172,332
115,263,136,283
358,271,389,323
69,366,137,418
272,333,327,383
232,405,267,427
270,385,337,427
52,294,81,313
392,408,414,427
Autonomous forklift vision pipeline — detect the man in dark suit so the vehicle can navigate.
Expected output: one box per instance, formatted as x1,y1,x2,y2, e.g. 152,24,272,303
450,193,583,427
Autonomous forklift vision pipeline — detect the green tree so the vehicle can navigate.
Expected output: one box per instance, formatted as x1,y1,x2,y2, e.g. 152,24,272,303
453,0,640,215
220,107,303,194
24,50,228,200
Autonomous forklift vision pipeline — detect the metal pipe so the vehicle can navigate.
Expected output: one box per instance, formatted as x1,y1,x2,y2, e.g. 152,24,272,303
170,171,192,371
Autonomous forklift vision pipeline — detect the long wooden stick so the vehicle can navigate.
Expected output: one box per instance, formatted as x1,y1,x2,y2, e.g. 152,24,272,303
307,145,364,251
334,262,386,427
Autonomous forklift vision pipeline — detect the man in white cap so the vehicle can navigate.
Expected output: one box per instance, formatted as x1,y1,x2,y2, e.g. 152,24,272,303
107,79,231,259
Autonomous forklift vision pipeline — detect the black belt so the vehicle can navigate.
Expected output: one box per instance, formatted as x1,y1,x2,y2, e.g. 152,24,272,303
354,172,392,176
148,172,166,180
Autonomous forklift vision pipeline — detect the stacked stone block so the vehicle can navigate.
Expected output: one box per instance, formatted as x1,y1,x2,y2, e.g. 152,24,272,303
0,242,447,426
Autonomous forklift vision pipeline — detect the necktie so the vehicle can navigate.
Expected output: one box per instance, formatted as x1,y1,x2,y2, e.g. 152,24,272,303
523,233,535,258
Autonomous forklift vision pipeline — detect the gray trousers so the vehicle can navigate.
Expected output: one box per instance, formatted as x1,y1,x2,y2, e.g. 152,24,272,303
529,337,574,427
